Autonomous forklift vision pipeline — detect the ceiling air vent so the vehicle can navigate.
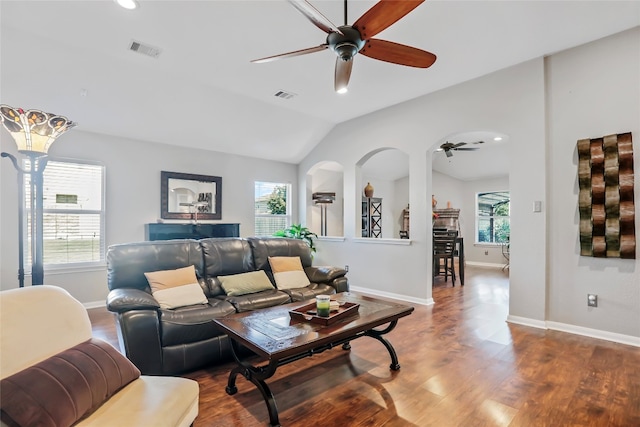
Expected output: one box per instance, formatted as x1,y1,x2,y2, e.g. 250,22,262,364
129,40,162,58
274,90,296,100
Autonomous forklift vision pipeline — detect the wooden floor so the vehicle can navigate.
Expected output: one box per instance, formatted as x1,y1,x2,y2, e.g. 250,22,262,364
89,266,640,426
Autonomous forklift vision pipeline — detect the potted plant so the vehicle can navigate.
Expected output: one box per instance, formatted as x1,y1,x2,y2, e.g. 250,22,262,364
273,224,317,254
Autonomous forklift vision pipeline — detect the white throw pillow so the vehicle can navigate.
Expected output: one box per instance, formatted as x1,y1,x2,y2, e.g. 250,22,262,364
144,265,208,309
268,256,311,290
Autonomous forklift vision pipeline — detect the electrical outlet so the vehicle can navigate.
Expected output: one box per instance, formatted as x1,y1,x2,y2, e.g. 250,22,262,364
344,265,349,272
587,294,598,307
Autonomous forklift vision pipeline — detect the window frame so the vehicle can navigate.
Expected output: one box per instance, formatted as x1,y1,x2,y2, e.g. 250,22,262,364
475,190,510,246
254,181,292,236
23,157,106,271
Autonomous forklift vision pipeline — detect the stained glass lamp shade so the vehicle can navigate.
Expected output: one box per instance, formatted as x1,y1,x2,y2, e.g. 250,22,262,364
0,105,76,154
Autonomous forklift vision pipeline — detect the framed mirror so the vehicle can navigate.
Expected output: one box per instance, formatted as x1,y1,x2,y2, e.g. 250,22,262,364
161,171,222,220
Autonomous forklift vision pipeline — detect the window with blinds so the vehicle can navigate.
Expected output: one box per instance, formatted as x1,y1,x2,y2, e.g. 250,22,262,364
24,159,105,267
254,181,291,236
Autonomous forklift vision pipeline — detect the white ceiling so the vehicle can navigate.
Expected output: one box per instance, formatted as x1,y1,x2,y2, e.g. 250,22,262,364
1,1,639,180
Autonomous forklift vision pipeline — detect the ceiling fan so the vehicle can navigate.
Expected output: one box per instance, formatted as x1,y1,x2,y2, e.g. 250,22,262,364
438,141,483,158
252,0,437,93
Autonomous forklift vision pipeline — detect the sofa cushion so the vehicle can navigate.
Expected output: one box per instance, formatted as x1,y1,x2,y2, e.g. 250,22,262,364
0,338,140,427
145,265,208,309
107,239,204,293
268,256,311,290
160,298,236,347
282,283,336,302
221,289,291,313
75,376,199,427
248,237,313,271
218,270,275,296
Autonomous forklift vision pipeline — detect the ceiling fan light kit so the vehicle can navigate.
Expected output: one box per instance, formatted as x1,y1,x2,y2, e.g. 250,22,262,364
252,0,436,93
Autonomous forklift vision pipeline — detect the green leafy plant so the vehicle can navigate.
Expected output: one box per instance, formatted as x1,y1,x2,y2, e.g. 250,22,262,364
273,224,317,253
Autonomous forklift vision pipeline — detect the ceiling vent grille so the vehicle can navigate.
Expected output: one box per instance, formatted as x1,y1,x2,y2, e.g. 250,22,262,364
129,40,162,58
274,90,296,100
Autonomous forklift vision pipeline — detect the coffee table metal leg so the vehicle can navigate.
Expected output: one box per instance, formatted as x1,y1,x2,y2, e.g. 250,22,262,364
364,320,401,370
225,341,281,426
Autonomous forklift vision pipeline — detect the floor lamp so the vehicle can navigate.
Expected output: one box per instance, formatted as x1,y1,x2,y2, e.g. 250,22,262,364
312,192,335,236
0,105,76,286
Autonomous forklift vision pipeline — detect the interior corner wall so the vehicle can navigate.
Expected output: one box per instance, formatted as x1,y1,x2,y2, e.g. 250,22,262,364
0,130,297,303
300,57,547,307
545,27,640,337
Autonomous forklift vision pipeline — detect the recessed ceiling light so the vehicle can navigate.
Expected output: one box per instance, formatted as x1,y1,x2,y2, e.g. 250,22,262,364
493,136,503,141
115,0,138,10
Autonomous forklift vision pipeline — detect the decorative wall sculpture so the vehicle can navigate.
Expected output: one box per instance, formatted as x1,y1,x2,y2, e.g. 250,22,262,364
577,132,635,258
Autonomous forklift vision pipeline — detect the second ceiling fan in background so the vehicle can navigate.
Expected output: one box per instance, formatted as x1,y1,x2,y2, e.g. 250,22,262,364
252,0,437,93
438,141,482,158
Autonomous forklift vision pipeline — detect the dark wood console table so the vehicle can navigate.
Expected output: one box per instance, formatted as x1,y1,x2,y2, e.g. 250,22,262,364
145,223,239,241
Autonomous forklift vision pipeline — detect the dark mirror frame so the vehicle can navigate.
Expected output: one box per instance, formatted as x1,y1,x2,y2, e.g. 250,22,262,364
161,171,222,220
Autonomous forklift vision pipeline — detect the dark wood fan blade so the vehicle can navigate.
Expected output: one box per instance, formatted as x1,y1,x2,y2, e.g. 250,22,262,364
359,39,436,68
335,58,353,93
452,142,467,148
251,44,328,63
288,0,343,35
353,0,424,39
454,148,479,151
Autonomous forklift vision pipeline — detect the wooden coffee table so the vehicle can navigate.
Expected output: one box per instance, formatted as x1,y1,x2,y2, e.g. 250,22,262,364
214,292,414,427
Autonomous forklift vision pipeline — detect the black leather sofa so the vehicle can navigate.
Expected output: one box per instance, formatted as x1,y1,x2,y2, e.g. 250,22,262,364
106,237,348,375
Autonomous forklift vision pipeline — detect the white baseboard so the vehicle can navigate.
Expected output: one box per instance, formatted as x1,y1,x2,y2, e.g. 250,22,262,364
546,321,640,348
84,300,106,309
506,315,547,329
349,285,434,306
507,315,640,347
465,261,505,268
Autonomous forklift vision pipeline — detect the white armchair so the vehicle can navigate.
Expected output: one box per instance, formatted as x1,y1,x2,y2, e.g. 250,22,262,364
0,286,199,427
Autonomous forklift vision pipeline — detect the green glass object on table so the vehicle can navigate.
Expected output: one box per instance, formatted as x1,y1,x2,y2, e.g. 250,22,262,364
316,295,331,317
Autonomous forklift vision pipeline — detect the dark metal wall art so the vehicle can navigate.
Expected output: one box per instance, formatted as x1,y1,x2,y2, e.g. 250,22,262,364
577,132,635,258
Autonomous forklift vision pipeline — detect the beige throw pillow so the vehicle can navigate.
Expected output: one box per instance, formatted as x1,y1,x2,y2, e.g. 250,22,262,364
144,265,208,309
218,271,275,296
268,256,310,290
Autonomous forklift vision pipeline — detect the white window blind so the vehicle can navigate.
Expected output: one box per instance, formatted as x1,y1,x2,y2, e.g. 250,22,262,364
24,159,105,267
254,181,291,236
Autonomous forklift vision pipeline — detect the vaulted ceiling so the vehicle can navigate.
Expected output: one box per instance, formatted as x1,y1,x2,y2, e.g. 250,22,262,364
1,1,638,180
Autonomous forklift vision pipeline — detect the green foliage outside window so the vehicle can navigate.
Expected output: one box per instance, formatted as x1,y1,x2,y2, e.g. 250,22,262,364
266,185,287,214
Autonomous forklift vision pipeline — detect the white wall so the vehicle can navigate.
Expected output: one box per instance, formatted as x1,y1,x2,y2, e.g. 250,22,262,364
0,130,297,304
301,57,547,308
545,27,640,337
304,28,640,341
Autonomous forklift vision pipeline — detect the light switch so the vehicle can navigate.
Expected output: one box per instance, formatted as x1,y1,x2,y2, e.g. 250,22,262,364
533,201,542,212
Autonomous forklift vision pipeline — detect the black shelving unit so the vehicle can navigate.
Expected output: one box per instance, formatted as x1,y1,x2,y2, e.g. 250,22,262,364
362,197,382,238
